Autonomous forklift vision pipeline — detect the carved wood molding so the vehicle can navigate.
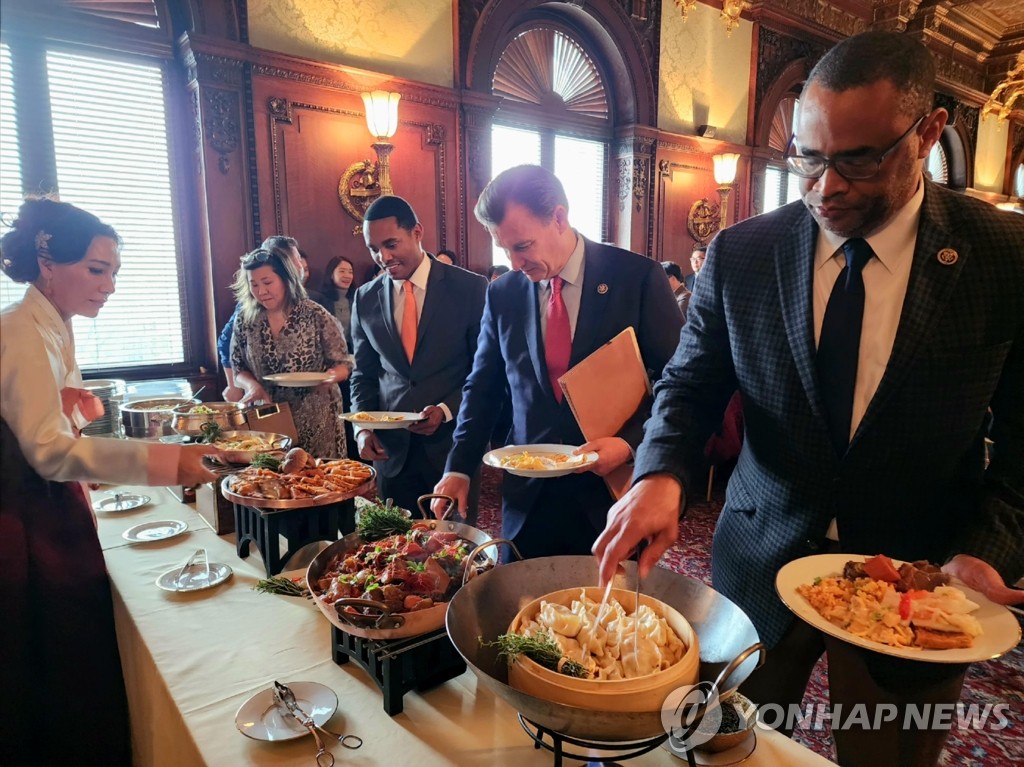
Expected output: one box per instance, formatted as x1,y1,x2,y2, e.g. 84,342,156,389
202,88,241,174
266,97,449,238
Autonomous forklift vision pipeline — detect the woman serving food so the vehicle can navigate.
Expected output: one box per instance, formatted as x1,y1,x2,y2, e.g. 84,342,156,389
0,197,221,765
230,243,352,458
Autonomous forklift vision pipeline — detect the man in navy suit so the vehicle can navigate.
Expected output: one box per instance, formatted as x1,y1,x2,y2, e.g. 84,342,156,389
595,32,1023,767
351,196,487,516
434,165,682,558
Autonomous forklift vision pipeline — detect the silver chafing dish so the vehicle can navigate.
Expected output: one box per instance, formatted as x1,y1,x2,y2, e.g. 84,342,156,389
120,397,199,439
171,401,248,436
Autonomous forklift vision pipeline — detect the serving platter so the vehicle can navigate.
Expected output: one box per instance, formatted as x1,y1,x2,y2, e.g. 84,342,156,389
339,411,425,430
264,372,332,387
776,553,1021,664
220,462,376,510
234,681,338,741
122,519,188,543
483,443,598,478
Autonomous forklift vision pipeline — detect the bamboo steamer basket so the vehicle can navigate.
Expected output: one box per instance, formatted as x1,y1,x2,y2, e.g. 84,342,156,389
506,586,700,713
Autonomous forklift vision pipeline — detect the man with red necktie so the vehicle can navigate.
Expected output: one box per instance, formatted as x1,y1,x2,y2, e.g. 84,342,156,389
434,164,682,559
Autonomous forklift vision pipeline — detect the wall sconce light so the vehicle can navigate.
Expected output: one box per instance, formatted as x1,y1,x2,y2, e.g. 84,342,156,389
720,0,748,36
338,90,402,226
713,152,740,229
675,0,698,21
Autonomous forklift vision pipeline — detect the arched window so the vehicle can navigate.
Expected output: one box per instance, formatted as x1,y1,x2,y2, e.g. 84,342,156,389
925,142,949,185
1014,162,1024,199
762,94,802,214
488,27,611,265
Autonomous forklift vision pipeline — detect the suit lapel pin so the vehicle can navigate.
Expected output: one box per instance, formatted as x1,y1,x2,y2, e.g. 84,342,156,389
597,283,609,294
936,248,958,266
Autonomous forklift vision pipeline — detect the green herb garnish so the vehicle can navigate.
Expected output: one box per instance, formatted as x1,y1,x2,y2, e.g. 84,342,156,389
199,421,223,444
253,576,309,598
407,561,427,573
357,499,413,541
250,453,282,471
481,632,590,678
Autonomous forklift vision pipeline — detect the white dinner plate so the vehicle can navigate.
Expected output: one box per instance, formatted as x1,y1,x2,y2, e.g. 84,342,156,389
339,411,425,430
92,493,151,512
482,443,598,478
122,519,188,543
264,372,333,387
156,562,233,592
235,681,338,741
776,554,1021,664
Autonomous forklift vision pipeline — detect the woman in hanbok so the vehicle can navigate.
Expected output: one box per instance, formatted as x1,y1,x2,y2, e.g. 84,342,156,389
0,197,220,765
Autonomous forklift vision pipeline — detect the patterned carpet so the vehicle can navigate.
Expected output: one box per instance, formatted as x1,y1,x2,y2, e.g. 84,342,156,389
471,467,1024,766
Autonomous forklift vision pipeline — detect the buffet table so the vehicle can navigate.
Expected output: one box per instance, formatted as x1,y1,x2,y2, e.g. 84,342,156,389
94,486,835,767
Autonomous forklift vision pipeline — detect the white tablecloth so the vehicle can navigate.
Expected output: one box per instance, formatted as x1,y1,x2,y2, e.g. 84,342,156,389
95,486,835,766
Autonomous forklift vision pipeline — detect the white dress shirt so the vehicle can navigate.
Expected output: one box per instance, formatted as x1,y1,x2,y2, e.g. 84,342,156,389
379,254,451,423
0,285,177,484
538,232,586,342
815,177,924,539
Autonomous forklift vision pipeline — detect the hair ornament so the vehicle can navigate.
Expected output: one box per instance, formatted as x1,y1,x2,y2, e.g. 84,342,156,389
35,230,53,256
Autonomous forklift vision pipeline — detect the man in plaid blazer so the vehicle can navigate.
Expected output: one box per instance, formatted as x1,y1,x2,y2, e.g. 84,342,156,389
596,31,1023,767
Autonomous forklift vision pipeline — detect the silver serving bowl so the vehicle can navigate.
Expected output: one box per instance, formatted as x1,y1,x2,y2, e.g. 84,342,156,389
120,397,199,439
171,402,248,436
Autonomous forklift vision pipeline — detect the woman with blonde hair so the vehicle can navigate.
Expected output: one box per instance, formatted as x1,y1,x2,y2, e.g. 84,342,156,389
230,244,351,457
0,197,221,765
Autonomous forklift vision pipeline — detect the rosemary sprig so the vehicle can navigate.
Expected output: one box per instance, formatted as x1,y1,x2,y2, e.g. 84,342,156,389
199,421,222,444
481,631,591,678
253,575,309,598
250,452,282,472
357,499,413,541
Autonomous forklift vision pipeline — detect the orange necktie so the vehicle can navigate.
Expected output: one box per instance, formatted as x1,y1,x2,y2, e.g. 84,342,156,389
401,280,417,363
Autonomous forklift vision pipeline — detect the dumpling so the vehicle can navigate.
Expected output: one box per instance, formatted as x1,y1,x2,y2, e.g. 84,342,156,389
538,601,583,638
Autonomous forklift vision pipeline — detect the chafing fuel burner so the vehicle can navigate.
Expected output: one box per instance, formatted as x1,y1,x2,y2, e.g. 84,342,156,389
330,625,466,715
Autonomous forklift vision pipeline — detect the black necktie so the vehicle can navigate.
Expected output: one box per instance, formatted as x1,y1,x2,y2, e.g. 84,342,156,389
817,238,874,456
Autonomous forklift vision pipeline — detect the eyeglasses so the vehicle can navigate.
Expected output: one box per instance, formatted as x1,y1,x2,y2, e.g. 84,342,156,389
784,115,927,180
241,249,274,267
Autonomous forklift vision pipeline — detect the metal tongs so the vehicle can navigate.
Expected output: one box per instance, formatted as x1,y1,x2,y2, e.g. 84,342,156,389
273,681,361,767
175,548,209,587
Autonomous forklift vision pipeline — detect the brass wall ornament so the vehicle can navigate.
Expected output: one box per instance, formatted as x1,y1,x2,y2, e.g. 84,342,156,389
338,91,401,228
688,198,721,244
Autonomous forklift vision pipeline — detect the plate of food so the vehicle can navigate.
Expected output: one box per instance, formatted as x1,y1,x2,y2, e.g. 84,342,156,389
234,681,338,741
205,430,291,464
776,553,1021,663
483,444,598,478
339,411,425,429
221,452,375,508
263,372,333,387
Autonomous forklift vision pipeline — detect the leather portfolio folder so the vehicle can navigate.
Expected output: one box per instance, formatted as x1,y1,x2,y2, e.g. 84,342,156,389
558,327,652,499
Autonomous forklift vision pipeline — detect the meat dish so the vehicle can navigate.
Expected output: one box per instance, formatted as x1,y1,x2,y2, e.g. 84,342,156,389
313,527,480,614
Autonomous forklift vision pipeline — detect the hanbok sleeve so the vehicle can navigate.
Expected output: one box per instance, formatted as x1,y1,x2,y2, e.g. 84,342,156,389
0,311,179,485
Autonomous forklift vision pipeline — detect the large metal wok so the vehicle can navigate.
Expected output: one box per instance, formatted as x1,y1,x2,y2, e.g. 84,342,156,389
306,495,496,640
446,555,764,742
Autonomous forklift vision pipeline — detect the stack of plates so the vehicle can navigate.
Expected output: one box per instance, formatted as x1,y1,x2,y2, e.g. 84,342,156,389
124,378,194,401
81,379,126,437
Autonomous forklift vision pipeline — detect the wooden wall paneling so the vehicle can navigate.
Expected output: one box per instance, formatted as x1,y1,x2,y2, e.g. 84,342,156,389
459,90,501,273
611,126,658,257
251,71,463,288
180,36,254,347
654,133,750,274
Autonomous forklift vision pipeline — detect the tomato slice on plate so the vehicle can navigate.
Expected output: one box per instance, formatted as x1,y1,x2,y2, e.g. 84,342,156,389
863,554,901,582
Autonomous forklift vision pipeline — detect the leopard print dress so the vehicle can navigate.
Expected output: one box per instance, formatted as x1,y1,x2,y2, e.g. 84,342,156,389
231,299,351,458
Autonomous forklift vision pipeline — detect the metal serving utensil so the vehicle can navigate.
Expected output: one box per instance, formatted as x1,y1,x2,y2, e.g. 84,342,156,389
273,682,362,757
175,548,208,587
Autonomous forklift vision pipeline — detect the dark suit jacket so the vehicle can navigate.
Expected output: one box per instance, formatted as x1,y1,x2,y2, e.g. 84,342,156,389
634,182,1024,647
446,238,683,542
350,262,487,480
